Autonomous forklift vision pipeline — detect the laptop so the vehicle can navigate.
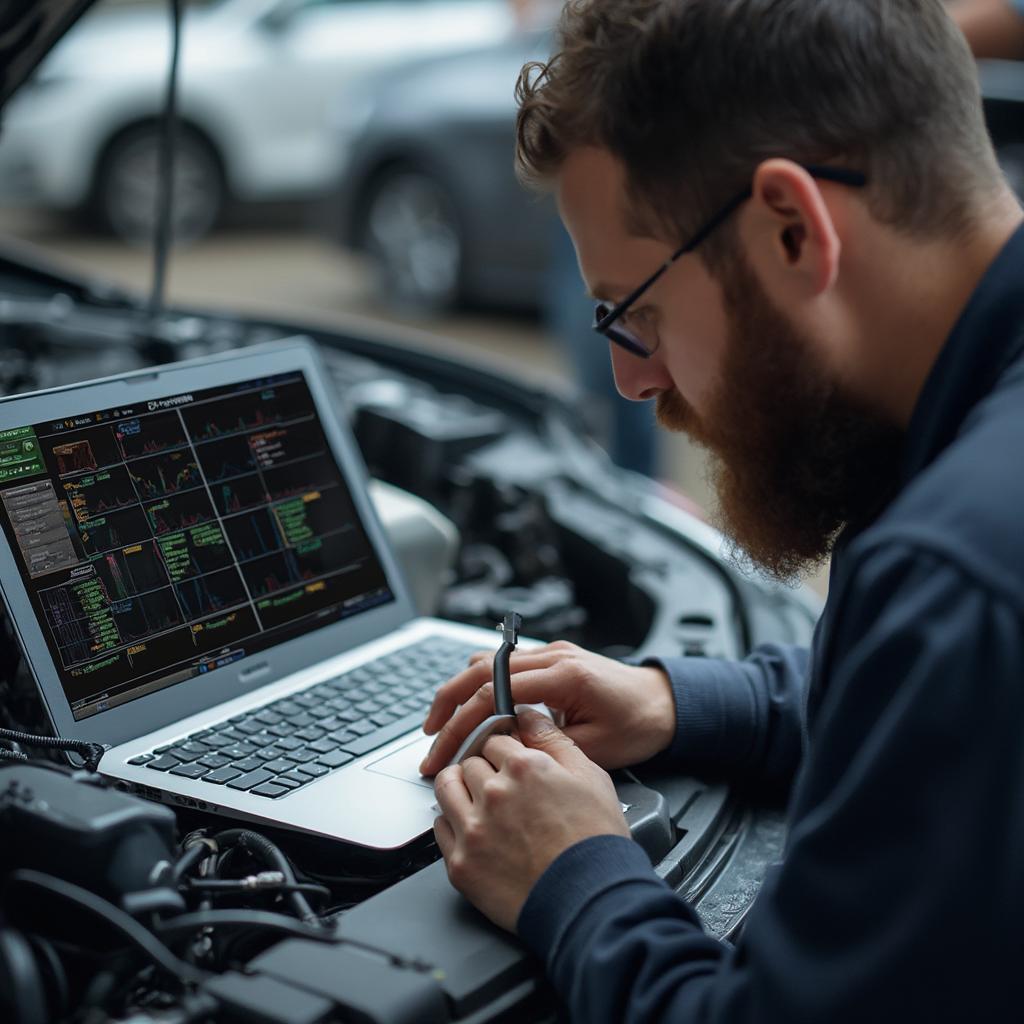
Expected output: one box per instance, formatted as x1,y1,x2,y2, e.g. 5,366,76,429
0,339,526,849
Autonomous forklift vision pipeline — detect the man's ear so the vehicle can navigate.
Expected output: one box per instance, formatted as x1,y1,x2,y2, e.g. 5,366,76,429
746,159,842,297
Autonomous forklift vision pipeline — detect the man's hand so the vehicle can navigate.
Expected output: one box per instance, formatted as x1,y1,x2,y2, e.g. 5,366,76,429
419,641,675,776
433,708,630,932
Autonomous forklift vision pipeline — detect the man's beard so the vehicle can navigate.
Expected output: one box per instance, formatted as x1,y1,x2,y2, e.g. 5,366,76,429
656,253,905,582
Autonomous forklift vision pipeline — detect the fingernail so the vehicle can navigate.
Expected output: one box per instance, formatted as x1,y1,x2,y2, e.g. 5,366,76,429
419,738,437,773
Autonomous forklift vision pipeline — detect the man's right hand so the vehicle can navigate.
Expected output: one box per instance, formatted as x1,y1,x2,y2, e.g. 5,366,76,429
418,640,677,776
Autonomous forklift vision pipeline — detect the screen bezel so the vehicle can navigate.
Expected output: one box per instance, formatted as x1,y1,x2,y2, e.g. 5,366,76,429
0,339,416,747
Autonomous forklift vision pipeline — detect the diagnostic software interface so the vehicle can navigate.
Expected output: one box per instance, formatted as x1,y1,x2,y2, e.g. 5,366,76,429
0,372,393,720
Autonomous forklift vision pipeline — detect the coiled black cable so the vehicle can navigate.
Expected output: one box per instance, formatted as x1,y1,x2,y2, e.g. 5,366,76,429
0,728,103,771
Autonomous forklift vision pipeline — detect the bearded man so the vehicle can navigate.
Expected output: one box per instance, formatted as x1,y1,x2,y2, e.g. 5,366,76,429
418,2,1024,1020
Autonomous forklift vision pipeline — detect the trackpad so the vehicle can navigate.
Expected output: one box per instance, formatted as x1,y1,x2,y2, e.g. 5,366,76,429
364,736,434,790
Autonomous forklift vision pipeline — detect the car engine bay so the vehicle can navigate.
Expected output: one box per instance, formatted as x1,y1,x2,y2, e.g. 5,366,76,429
0,255,818,1023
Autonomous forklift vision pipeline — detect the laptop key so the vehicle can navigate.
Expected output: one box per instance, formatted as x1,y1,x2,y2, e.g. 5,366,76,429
202,766,244,785
231,756,264,773
221,743,257,760
279,770,311,786
250,783,290,799
127,754,154,765
282,749,319,764
270,775,303,790
274,737,303,751
308,737,336,754
170,762,210,780
296,763,329,778
340,712,427,758
215,729,249,745
347,720,376,736
317,750,355,769
146,755,183,771
262,758,295,774
226,768,276,791
167,743,210,762
198,753,232,769
195,737,232,753
369,710,400,727
295,726,325,741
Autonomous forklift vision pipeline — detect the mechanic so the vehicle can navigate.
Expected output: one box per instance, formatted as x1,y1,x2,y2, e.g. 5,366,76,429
416,1,1024,1020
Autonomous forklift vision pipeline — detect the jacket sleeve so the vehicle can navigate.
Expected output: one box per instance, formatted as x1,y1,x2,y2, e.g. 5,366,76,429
638,643,809,796
519,546,1024,1024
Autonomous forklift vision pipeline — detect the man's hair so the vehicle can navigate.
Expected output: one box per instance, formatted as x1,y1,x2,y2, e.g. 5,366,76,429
515,0,1004,257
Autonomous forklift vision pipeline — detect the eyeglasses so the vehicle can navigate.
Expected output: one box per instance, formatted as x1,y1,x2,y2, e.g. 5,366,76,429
592,165,869,359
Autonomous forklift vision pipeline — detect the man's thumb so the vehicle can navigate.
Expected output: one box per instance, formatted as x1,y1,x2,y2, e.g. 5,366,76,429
516,708,579,763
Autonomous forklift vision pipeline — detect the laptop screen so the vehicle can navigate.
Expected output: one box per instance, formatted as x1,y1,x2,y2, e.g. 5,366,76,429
0,371,394,721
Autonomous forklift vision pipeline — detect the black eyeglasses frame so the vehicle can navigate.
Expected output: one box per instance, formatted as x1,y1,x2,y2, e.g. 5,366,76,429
592,165,869,359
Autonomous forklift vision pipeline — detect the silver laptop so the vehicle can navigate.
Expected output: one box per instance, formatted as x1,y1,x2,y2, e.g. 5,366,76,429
0,340,519,849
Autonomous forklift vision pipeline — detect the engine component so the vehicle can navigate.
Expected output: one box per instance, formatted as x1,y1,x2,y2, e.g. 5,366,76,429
0,763,177,905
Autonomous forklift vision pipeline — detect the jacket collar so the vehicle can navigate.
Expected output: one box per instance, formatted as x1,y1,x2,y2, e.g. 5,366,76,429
901,222,1024,484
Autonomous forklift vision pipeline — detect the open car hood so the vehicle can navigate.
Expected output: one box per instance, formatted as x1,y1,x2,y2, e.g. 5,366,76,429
0,0,96,112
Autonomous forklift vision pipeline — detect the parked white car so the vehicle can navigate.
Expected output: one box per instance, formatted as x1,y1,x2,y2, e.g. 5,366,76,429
0,0,512,241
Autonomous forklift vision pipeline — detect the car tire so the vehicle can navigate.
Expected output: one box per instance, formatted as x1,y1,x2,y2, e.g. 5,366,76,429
361,165,464,312
93,124,225,244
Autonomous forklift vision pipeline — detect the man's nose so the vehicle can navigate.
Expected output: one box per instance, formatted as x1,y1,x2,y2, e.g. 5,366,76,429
609,341,673,401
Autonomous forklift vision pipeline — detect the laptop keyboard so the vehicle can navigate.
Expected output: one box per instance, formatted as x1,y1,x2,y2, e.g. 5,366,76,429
128,636,480,799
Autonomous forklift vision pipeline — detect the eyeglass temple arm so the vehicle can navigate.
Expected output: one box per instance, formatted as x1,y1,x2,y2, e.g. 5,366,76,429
594,164,867,332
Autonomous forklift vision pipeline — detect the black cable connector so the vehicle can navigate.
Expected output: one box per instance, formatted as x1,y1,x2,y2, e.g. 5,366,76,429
213,830,321,926
0,728,104,771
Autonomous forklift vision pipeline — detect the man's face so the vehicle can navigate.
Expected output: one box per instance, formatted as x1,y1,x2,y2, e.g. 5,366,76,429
557,148,904,580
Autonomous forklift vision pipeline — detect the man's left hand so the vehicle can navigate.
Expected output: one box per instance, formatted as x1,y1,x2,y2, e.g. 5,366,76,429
432,708,631,932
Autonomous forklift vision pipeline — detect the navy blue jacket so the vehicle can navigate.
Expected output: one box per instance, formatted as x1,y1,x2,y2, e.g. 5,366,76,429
517,225,1024,1022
